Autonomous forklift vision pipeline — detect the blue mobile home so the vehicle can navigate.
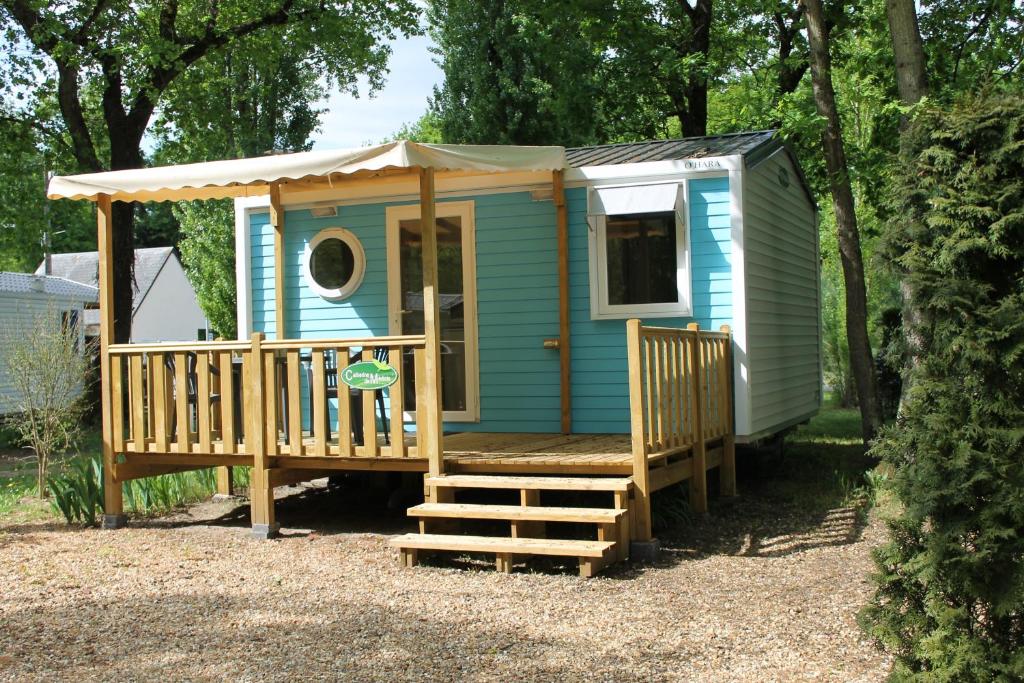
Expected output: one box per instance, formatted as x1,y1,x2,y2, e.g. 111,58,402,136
50,132,818,573
234,130,820,444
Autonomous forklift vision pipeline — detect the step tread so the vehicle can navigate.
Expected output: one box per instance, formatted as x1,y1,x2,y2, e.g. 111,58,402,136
425,474,633,492
408,503,626,523
390,533,614,558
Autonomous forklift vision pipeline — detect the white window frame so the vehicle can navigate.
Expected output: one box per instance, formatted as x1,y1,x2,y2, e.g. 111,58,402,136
385,200,480,423
588,181,693,320
303,227,366,301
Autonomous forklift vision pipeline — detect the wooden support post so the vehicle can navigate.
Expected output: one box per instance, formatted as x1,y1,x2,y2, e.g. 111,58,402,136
216,467,234,497
418,167,446,496
719,324,737,497
613,490,631,561
248,332,278,538
688,323,708,513
97,195,124,529
626,319,653,541
553,170,571,435
269,183,285,340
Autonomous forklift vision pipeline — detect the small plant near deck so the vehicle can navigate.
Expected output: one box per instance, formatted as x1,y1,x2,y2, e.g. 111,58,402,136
47,452,251,524
0,306,96,498
48,456,104,526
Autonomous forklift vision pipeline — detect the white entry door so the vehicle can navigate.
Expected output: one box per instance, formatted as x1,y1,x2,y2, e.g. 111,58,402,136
386,201,479,422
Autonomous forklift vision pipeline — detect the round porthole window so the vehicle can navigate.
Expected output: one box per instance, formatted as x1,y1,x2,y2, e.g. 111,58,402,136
303,228,366,301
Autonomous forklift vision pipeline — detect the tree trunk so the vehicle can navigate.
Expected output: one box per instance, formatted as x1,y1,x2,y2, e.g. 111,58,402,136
885,0,928,108
885,0,929,402
802,0,882,444
674,0,712,137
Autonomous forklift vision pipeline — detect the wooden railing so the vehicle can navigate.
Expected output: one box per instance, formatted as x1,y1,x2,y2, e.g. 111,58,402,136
107,334,429,460
626,319,734,537
626,321,732,457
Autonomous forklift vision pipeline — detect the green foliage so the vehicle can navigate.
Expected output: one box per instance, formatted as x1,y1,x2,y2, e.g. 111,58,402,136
174,200,238,338
48,456,104,526
47,452,252,524
150,27,333,337
1,306,95,498
862,86,1024,679
428,0,607,145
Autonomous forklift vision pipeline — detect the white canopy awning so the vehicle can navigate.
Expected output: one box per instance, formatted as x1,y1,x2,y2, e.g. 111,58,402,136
47,141,567,203
588,183,684,217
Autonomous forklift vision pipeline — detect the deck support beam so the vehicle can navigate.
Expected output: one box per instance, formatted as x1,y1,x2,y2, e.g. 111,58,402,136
248,332,278,538
270,182,285,340
97,194,125,529
687,323,709,513
625,319,653,541
418,167,446,497
553,170,571,435
215,466,234,497
719,324,738,497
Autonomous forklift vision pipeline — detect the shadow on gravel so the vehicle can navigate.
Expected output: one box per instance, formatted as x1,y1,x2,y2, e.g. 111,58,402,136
0,588,651,681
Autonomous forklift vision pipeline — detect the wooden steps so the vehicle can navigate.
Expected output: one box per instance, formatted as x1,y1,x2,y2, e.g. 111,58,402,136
425,474,633,492
393,474,635,577
392,534,616,578
409,502,626,524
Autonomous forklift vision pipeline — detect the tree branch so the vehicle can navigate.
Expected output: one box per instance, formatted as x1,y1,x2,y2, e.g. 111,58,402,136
125,0,319,137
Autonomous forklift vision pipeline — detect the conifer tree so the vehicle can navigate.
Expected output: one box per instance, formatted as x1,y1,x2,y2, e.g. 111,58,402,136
862,86,1024,679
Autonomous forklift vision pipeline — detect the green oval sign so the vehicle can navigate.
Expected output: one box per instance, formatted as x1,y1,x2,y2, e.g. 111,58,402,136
340,359,399,390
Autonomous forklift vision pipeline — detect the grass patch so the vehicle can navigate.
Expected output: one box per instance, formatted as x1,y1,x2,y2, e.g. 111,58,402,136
1,426,250,525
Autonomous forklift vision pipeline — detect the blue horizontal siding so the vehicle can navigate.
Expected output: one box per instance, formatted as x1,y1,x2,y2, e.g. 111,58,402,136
568,177,733,434
248,177,733,437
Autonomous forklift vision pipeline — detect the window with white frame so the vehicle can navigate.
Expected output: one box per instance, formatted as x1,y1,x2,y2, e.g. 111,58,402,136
588,182,691,319
303,227,366,301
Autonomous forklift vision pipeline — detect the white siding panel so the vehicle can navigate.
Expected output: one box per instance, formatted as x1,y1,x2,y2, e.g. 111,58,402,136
0,291,89,415
742,150,821,437
131,257,208,342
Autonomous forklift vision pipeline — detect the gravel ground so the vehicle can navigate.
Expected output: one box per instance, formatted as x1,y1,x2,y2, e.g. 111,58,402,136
0,474,891,682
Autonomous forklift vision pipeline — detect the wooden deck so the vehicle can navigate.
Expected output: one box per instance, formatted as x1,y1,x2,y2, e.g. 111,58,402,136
443,433,633,475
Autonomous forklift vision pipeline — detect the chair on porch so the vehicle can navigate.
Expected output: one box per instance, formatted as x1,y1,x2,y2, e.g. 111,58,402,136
164,352,221,441
306,347,390,446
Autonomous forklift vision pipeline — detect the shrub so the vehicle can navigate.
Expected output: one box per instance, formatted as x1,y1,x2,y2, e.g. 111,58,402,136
860,86,1024,679
1,305,95,497
48,453,251,524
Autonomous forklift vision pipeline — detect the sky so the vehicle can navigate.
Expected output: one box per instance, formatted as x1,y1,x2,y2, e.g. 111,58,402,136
311,34,444,150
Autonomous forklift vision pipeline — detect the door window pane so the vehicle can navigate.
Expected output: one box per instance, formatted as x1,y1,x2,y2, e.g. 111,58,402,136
604,211,679,305
398,216,467,413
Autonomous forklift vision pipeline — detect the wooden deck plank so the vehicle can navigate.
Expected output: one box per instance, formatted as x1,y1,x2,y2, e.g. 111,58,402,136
390,533,613,558
426,474,633,492
409,503,626,523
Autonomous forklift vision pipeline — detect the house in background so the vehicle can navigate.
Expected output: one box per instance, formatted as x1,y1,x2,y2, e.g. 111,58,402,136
37,246,208,342
0,272,97,415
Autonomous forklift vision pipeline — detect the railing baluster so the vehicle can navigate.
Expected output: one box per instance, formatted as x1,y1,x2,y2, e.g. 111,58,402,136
145,354,155,439
220,351,235,454
111,354,125,454
361,347,378,458
389,346,405,456
665,337,676,449
263,351,278,456
129,354,145,452
414,346,427,458
312,350,327,457
174,352,190,453
337,348,352,457
286,350,302,455
152,353,169,452
196,352,211,453
643,336,653,451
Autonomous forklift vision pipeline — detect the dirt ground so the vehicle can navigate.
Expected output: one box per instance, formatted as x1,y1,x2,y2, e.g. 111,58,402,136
0,462,892,682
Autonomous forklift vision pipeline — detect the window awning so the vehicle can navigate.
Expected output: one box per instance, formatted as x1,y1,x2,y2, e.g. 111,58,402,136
47,141,567,203
588,183,684,217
